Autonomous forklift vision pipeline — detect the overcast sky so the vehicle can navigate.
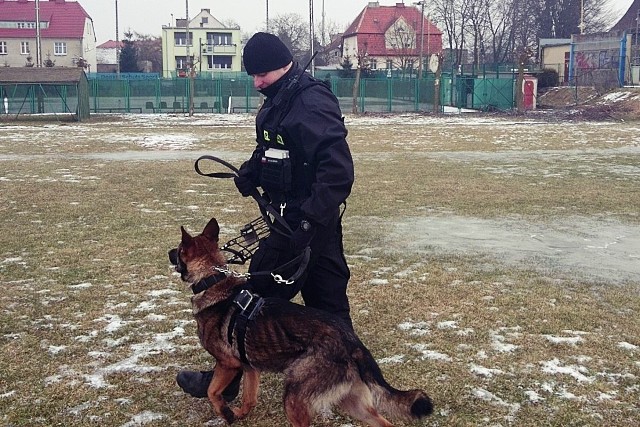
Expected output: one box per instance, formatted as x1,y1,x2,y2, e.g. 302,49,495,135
79,0,366,43
77,0,636,44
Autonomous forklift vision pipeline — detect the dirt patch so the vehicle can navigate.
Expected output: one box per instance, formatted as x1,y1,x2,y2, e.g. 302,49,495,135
537,87,640,121
538,86,600,108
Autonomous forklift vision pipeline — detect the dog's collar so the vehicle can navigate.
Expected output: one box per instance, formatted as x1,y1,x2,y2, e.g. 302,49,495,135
191,272,227,295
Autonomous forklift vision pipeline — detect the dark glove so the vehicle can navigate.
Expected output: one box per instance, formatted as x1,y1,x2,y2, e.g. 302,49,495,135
234,175,256,197
290,220,316,253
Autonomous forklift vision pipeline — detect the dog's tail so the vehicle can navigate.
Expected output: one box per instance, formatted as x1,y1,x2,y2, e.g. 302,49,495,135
355,345,433,420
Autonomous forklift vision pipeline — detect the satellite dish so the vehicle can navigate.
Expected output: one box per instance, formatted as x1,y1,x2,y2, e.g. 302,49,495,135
428,54,439,73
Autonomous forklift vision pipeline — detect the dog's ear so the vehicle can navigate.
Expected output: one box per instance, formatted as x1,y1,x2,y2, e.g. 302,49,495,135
180,226,193,246
202,217,220,243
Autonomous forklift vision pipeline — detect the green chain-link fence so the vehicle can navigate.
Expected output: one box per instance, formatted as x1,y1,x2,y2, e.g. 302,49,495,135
2,73,517,116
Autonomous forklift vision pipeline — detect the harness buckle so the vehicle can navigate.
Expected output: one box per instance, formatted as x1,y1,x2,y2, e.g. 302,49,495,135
233,289,265,321
234,289,254,311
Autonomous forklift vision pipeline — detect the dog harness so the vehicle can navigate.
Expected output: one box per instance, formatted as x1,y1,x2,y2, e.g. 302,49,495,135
228,289,265,364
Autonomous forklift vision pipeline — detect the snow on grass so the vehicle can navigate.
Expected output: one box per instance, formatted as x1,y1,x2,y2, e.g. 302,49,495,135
542,334,584,346
120,411,166,426
617,341,638,351
409,343,453,362
540,358,594,383
469,363,504,378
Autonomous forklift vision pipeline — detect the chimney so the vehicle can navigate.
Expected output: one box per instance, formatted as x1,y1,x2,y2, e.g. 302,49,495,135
367,2,379,7
396,2,405,7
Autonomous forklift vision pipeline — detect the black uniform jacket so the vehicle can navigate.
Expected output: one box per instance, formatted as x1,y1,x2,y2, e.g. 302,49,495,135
238,64,354,229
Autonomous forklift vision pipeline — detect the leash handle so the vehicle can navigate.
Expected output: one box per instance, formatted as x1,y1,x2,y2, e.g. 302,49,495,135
194,155,294,237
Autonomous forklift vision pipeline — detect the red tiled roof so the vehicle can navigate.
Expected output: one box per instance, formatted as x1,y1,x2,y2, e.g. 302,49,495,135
97,40,123,49
343,3,442,57
0,0,91,39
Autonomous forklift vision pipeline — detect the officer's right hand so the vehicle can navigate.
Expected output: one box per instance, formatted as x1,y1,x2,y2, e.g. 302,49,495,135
234,175,255,197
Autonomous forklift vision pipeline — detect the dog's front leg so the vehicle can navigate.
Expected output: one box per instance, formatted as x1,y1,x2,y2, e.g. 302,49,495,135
232,368,260,419
207,367,241,424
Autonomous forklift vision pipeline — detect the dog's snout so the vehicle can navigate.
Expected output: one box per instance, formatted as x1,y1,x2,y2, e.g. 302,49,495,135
168,248,179,266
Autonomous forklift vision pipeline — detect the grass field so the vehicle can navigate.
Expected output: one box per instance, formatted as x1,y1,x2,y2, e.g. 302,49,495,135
1,112,639,426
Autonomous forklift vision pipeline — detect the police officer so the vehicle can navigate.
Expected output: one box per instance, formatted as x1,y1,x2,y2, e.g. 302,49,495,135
177,32,355,400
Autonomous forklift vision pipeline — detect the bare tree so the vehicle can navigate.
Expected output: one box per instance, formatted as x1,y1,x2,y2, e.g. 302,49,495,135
385,16,419,78
267,14,310,62
133,32,162,73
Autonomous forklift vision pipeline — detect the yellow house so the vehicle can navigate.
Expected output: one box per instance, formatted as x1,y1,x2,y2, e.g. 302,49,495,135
539,39,571,83
161,8,241,78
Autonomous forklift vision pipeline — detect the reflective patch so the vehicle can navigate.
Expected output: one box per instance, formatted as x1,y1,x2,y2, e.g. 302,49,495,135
276,134,284,145
263,130,270,142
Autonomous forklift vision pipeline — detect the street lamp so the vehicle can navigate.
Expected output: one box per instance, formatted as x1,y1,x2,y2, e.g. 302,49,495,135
413,1,425,79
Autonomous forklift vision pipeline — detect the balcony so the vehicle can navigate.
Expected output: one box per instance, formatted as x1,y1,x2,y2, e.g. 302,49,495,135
202,44,238,55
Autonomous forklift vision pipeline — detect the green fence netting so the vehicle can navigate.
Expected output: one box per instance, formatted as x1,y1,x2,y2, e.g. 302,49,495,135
2,74,518,116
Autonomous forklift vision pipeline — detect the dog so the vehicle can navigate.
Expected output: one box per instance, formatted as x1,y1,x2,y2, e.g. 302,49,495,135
169,217,433,427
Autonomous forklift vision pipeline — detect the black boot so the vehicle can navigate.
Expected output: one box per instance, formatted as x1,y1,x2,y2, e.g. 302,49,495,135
176,370,242,402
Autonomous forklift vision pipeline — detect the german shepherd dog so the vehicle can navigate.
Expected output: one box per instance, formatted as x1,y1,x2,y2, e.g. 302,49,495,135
169,217,433,427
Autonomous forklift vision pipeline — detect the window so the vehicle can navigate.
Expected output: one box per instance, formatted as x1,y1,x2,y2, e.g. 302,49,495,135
209,56,232,69
386,59,393,69
174,32,192,46
54,42,67,55
369,58,377,70
0,41,7,55
208,33,233,45
176,57,186,69
21,41,30,55
17,22,36,29
175,56,193,70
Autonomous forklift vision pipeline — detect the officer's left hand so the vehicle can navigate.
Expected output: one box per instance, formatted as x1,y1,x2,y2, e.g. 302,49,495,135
290,220,316,253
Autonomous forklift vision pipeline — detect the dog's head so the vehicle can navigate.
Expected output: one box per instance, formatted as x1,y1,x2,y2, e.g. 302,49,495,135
168,217,227,284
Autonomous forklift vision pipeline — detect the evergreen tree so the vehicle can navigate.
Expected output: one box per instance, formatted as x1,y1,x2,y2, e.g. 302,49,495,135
119,32,139,72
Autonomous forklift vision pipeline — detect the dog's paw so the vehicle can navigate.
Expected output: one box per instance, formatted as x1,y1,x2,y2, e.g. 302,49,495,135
221,405,236,424
231,406,250,420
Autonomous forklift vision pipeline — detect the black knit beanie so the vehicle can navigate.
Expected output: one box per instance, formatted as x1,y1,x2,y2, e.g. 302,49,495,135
243,32,293,75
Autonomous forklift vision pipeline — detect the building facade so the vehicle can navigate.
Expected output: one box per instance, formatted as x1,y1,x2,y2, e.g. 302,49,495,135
161,8,241,78
341,1,442,75
0,0,96,71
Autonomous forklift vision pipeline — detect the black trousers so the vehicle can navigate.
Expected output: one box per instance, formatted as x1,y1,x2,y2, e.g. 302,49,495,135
247,217,352,329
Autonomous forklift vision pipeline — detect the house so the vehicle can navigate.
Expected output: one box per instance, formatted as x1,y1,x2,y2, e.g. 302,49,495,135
96,39,122,73
610,0,639,84
539,38,572,83
340,1,442,74
0,0,97,71
161,8,241,78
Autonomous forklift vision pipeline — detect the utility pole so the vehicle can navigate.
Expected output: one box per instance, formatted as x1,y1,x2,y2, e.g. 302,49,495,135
35,0,42,67
186,0,194,116
322,0,326,47
115,0,120,76
414,1,425,79
309,0,315,76
266,0,269,32
579,0,586,35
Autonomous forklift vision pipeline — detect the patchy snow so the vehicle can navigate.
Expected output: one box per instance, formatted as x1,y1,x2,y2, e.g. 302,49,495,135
470,364,504,378
542,334,584,346
540,358,594,383
120,411,166,426
617,341,638,351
